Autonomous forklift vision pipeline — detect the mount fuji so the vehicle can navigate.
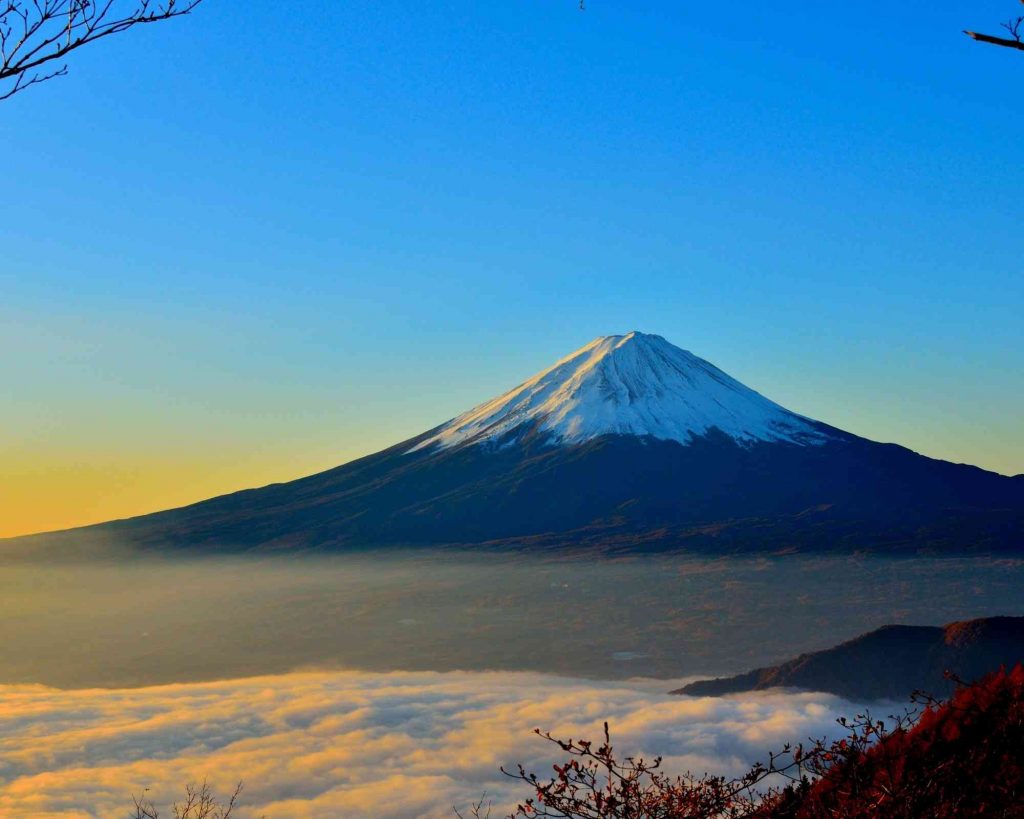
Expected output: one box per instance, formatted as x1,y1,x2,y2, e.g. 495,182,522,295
11,332,1024,555
408,332,829,453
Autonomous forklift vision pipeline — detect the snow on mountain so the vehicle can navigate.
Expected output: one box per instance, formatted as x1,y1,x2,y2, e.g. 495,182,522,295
411,331,829,453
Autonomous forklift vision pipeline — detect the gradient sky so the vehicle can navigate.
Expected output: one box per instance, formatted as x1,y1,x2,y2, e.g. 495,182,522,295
2,1,1022,538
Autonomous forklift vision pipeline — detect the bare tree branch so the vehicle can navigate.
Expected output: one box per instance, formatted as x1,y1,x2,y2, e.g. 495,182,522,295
130,780,245,819
0,0,204,100
964,0,1024,51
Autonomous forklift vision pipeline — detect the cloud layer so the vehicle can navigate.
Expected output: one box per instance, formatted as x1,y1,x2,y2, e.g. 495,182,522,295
0,669,864,818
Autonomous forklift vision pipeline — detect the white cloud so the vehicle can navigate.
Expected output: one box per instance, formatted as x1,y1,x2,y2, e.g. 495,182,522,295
0,670,864,818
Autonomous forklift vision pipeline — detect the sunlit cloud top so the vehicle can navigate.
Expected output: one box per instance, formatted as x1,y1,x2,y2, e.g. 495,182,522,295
0,668,866,818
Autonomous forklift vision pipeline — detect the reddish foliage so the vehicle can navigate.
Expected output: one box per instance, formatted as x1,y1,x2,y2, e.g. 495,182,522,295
510,665,1024,819
764,665,1024,818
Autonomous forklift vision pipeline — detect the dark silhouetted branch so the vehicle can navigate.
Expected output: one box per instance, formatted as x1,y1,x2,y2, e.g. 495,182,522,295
0,0,204,101
964,1,1024,51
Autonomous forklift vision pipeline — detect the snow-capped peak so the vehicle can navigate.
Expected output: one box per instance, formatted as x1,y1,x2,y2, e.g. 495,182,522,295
410,331,828,453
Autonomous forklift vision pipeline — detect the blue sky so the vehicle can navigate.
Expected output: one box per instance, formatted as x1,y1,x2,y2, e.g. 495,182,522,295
2,0,1022,534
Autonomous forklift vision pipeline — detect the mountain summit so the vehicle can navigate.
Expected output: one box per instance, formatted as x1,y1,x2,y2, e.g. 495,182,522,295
9,333,1024,556
411,332,826,453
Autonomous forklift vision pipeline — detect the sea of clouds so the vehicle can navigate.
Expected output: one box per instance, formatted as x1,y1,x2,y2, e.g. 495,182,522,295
0,669,868,818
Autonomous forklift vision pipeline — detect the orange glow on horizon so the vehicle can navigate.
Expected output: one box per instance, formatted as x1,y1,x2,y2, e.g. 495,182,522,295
0,449,360,539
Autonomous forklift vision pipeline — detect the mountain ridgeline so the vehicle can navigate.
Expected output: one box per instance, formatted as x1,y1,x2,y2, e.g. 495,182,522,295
9,332,1024,555
675,616,1024,701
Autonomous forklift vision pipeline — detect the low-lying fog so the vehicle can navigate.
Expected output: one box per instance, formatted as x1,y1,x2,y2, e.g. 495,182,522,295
5,550,1024,815
3,550,1023,688
0,667,861,818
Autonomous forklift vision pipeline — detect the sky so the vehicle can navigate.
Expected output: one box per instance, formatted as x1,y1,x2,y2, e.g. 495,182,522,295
2,0,1022,537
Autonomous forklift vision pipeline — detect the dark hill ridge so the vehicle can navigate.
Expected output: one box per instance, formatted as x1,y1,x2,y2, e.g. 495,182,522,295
674,616,1024,701
5,332,1023,556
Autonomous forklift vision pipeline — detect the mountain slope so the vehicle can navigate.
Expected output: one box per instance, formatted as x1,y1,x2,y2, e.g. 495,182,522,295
674,616,1024,701
410,332,827,452
7,332,1024,555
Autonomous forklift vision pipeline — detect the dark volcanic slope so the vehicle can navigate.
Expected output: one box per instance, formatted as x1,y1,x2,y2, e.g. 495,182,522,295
675,616,1024,700
8,426,1024,556
5,332,1023,556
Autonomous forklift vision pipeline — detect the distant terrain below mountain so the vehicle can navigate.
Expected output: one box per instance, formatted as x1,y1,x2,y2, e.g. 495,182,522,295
7,332,1023,556
675,616,1024,700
